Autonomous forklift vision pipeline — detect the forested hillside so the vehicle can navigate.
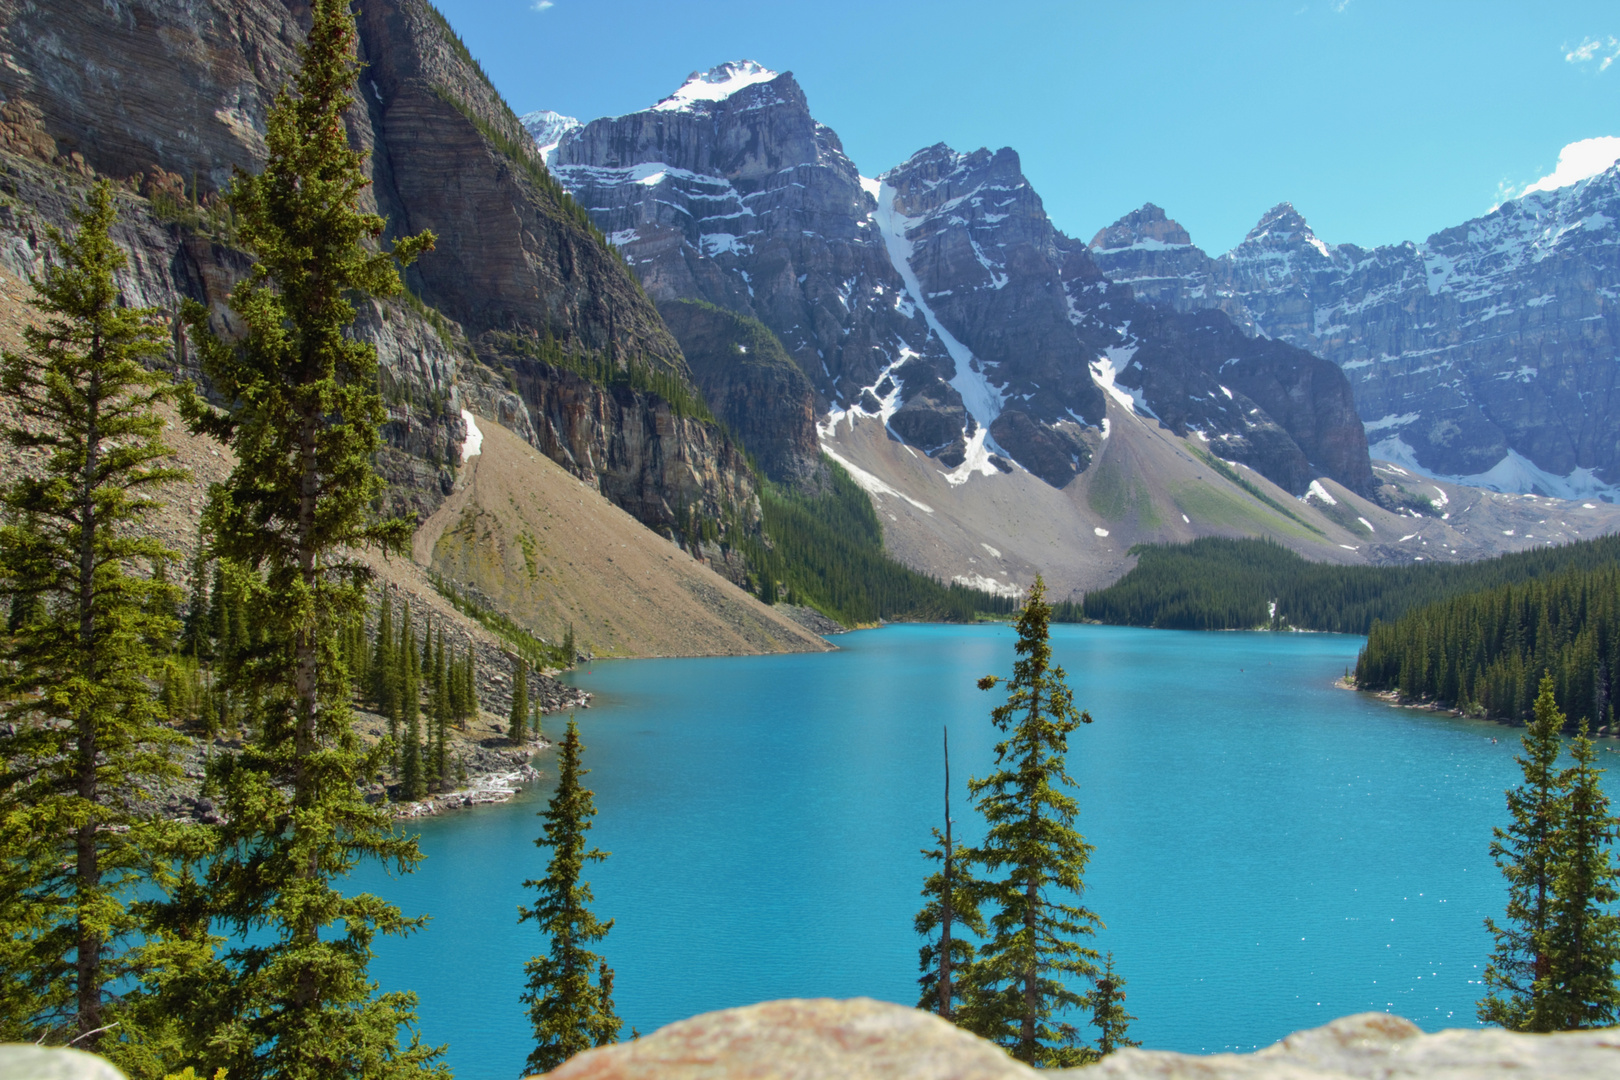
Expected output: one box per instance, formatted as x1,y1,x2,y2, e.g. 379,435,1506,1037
1355,564,1620,730
740,462,1019,626
1073,535,1620,634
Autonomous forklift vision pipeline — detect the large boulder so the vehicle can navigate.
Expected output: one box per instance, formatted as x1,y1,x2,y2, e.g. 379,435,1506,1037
530,999,1620,1080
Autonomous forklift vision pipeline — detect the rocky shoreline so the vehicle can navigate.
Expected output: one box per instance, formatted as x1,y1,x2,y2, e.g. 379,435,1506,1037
149,676,589,826
1338,677,1620,742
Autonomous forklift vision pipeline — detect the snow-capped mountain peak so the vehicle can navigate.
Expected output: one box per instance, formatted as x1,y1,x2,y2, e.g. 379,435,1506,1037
519,109,581,161
651,60,780,113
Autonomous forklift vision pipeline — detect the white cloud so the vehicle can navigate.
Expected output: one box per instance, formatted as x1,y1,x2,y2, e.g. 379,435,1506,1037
1519,136,1620,197
1331,0,1353,11
531,0,554,10
1565,35,1620,71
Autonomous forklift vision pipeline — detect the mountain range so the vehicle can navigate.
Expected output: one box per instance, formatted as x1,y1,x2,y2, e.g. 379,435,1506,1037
530,60,1620,594
0,4,1616,638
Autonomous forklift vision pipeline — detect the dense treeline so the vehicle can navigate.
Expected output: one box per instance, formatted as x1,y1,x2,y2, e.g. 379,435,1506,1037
1074,535,1620,635
736,464,1019,626
1356,563,1620,729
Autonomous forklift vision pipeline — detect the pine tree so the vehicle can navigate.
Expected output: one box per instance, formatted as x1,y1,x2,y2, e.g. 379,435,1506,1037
1089,954,1139,1056
172,0,443,1075
964,576,1103,1066
465,649,480,722
916,726,984,1021
1543,719,1620,1028
519,719,621,1074
0,180,190,1052
510,660,530,744
1479,675,1567,1030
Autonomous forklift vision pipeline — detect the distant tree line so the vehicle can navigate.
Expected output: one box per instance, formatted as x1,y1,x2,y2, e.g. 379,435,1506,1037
1356,562,1620,729
1073,535,1620,635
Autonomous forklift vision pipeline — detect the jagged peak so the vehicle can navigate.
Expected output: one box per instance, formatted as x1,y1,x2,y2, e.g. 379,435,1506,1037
1236,202,1333,259
519,109,581,152
1090,202,1193,250
651,60,783,113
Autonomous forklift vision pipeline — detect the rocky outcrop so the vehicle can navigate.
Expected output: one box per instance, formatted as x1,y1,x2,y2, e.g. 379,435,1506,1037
546,65,1374,497
1090,176,1620,498
523,998,1620,1079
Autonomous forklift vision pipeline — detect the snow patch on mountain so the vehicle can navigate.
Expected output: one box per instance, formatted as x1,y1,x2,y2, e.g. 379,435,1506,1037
1089,350,1156,419
819,442,934,512
952,573,1025,598
460,410,483,461
519,110,581,163
652,61,779,113
1369,436,1620,502
866,178,1004,430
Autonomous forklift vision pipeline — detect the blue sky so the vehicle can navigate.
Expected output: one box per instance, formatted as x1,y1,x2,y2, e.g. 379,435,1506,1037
430,0,1619,254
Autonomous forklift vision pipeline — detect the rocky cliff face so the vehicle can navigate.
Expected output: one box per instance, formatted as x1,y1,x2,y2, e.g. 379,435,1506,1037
545,64,1373,497
0,0,757,537
1090,174,1620,499
656,300,824,488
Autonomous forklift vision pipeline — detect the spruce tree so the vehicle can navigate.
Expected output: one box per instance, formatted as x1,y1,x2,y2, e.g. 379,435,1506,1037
510,660,530,744
519,719,621,1074
916,726,984,1021
1543,719,1620,1028
1090,954,1140,1056
1479,675,1566,1031
965,576,1103,1066
173,0,443,1075
181,551,212,659
0,180,190,1051
400,611,425,801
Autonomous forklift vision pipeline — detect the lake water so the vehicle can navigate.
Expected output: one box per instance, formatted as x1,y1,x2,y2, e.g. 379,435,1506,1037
349,623,1619,1078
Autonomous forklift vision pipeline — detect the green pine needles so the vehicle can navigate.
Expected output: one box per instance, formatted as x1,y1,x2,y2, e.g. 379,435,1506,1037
918,576,1130,1064
172,0,446,1076
0,180,191,1055
1479,675,1620,1030
519,719,622,1074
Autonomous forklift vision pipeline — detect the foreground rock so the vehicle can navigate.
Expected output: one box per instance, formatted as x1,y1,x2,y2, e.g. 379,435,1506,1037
0,1044,126,1080
1089,1011,1620,1078
529,998,1620,1080
535,999,1030,1080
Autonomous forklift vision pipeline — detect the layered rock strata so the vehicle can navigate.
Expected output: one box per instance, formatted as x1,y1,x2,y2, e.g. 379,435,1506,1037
0,0,758,537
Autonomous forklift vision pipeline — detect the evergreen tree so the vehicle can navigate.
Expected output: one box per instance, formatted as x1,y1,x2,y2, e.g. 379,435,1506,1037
1479,676,1567,1031
371,589,396,718
510,660,530,744
400,611,424,801
1543,719,1620,1028
0,181,190,1052
180,550,212,658
519,719,621,1074
562,623,575,668
173,0,443,1075
464,650,480,723
1089,954,1139,1056
916,727,984,1021
964,576,1103,1066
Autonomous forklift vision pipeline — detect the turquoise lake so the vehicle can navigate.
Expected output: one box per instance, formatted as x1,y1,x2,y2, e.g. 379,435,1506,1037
348,623,1620,1078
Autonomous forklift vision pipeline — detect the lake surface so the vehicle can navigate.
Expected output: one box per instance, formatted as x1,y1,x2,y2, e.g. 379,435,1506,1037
349,623,1619,1078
